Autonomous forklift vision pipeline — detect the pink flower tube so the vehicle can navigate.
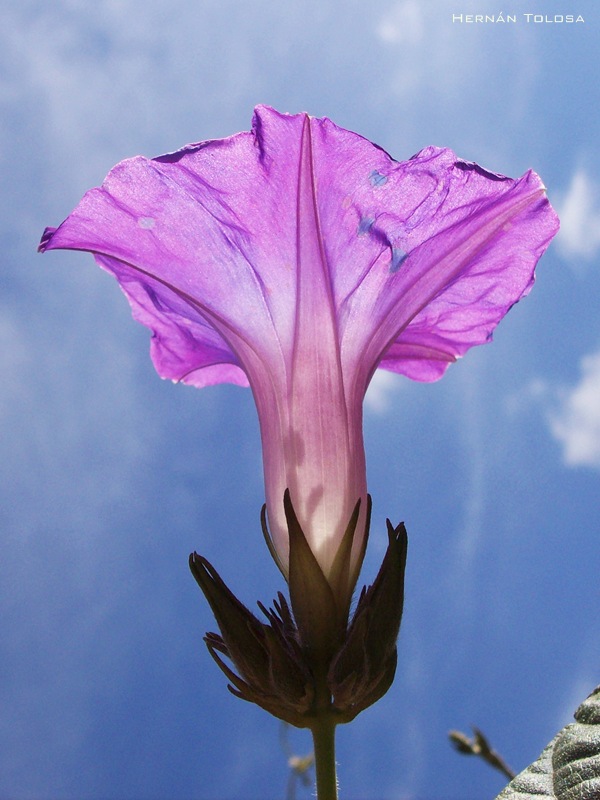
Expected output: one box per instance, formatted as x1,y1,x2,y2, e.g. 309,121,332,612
40,106,559,591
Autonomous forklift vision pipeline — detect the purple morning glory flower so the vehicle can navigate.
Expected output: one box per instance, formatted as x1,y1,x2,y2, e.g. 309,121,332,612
39,106,559,591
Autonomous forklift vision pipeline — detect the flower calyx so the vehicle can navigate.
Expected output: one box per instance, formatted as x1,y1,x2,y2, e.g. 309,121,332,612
189,493,408,727
328,518,408,722
190,552,315,726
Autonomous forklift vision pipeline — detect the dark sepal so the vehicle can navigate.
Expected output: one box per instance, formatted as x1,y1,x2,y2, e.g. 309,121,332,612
189,552,313,726
327,495,371,628
328,519,408,723
284,489,345,670
260,504,287,578
190,504,407,729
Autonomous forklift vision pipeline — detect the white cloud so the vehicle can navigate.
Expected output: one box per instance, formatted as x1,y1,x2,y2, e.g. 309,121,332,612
376,0,423,45
370,2,548,192
550,350,600,467
556,169,600,261
365,369,403,414
504,377,549,416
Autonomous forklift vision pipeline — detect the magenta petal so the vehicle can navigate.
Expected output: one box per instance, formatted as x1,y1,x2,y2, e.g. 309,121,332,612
260,114,368,579
40,105,559,579
95,255,251,389
299,137,558,390
38,142,285,389
363,163,556,384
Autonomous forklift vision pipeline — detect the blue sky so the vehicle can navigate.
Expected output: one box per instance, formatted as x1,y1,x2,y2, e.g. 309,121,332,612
2,1,599,799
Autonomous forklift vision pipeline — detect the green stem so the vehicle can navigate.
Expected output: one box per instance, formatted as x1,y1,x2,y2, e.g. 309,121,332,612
311,717,338,800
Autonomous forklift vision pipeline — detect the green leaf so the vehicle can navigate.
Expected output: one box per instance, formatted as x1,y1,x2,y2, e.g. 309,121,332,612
495,685,600,800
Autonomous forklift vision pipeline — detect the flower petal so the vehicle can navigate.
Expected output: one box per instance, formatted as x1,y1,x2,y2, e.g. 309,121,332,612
276,114,367,578
292,133,558,389
38,136,286,388
367,163,558,383
40,106,559,579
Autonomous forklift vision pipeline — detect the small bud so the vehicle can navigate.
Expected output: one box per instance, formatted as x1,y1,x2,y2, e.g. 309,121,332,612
449,725,516,780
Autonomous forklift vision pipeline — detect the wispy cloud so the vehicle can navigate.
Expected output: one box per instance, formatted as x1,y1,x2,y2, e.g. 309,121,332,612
449,368,487,612
372,0,540,167
556,168,600,262
550,349,600,468
365,369,403,414
376,0,423,45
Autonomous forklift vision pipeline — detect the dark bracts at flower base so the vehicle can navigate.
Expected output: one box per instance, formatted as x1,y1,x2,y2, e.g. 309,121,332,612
190,491,406,800
189,492,407,728
39,106,559,799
